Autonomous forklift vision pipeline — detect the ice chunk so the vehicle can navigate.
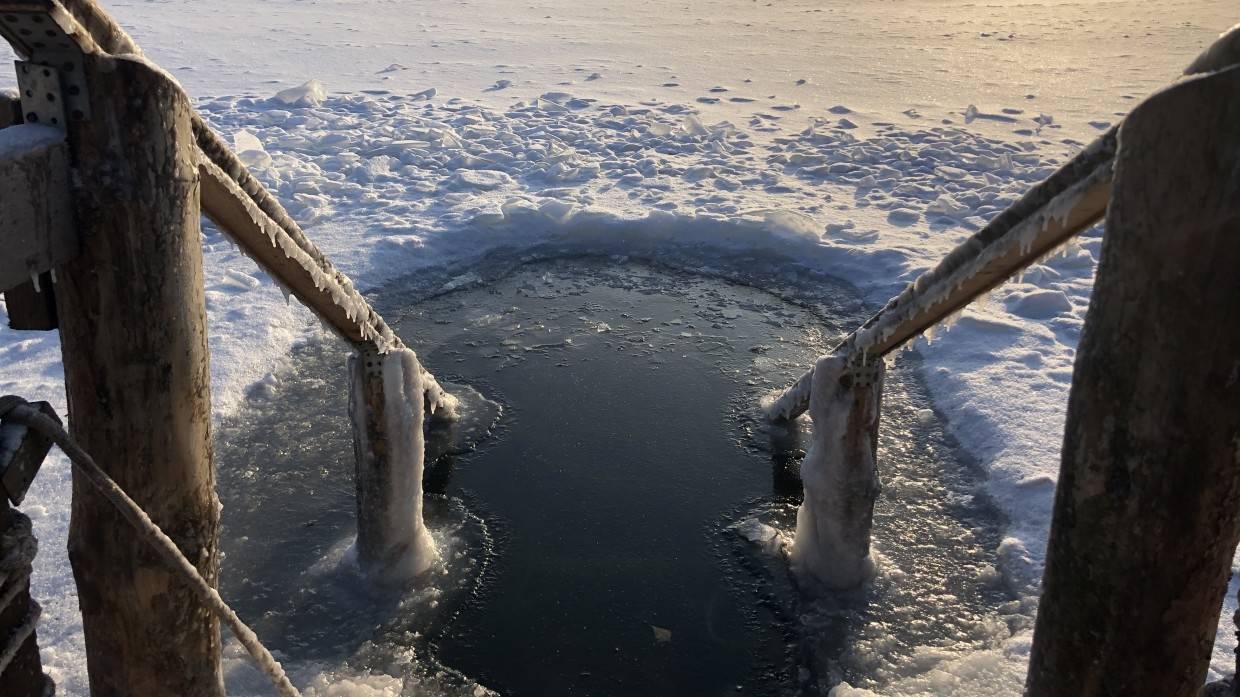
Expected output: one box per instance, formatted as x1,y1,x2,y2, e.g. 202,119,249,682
274,79,327,107
233,129,272,169
1006,290,1072,319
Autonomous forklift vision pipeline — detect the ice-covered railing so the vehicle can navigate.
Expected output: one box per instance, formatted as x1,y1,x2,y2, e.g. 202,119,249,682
766,23,1240,422
771,25,1240,697
0,2,459,694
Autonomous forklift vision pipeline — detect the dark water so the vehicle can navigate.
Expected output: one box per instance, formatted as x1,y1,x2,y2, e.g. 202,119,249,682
213,255,1018,696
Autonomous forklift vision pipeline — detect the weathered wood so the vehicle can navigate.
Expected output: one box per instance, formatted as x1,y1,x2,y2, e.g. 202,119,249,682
0,125,75,294
198,158,398,352
2,0,404,354
1025,65,1240,697
768,137,1113,420
790,355,883,589
348,348,438,583
54,54,222,697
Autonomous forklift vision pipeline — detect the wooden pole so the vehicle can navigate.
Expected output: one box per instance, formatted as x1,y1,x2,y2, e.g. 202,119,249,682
790,354,883,589
348,348,438,583
1025,65,1240,697
54,54,222,697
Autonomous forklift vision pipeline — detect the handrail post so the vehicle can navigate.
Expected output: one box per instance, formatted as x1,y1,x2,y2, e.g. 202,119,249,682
790,354,883,589
1025,65,1240,697
348,347,439,582
54,54,223,696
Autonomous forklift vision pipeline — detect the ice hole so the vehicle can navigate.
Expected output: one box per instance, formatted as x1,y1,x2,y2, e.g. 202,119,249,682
214,254,1018,696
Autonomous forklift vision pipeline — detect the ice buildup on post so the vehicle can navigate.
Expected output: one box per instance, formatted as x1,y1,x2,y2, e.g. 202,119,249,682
790,354,883,590
349,348,438,583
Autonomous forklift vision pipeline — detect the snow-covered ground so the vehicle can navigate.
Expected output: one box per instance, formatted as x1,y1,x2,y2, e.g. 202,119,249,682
2,1,1237,694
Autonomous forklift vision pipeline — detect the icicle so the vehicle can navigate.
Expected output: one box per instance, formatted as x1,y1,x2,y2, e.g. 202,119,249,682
29,272,40,293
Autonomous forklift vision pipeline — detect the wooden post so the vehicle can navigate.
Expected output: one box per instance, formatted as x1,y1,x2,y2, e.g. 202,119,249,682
348,348,438,583
1025,65,1240,697
54,54,222,696
790,354,883,589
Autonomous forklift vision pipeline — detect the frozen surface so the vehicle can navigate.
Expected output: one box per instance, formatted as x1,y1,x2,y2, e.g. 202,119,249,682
0,0,1237,693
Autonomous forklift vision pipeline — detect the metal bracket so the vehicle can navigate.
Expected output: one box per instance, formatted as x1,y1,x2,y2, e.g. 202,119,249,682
845,356,883,388
0,8,90,120
357,346,386,379
14,61,65,128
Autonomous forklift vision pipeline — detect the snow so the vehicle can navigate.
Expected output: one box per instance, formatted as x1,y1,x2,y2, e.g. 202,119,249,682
0,0,1236,694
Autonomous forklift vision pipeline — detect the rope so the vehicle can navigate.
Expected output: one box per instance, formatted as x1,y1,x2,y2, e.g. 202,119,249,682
0,504,41,677
0,510,36,595
1,397,302,697
0,598,40,676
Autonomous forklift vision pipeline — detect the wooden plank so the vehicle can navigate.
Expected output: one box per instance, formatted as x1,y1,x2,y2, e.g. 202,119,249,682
768,139,1113,420
198,157,399,352
10,0,403,352
0,124,75,294
1025,64,1240,697
55,54,223,697
1,0,404,353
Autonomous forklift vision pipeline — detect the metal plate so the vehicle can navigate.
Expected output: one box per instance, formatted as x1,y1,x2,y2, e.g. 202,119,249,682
14,61,66,128
0,9,89,119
